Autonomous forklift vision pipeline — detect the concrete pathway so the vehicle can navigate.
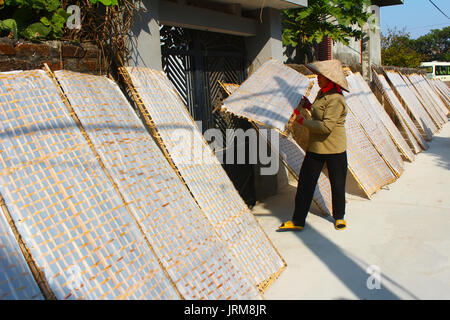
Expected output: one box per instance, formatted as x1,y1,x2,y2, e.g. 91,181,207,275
253,121,450,300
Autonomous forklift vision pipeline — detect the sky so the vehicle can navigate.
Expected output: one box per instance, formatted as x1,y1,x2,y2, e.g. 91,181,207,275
380,0,450,39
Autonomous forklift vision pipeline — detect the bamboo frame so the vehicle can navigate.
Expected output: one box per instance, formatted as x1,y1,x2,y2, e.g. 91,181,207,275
0,69,180,300
218,81,332,215
253,123,332,216
220,76,375,200
372,70,428,153
385,71,437,139
52,68,262,300
400,74,445,128
219,58,314,134
345,73,404,178
353,73,415,163
0,195,52,299
118,66,287,294
44,65,186,300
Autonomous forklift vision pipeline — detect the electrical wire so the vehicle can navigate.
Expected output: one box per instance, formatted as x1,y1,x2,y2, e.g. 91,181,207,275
428,0,450,20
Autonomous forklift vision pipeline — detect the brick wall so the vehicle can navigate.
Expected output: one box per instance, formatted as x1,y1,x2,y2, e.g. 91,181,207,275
0,37,107,74
317,36,333,61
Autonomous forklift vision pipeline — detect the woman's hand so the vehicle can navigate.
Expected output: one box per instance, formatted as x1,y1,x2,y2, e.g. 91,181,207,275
298,96,312,110
300,108,312,120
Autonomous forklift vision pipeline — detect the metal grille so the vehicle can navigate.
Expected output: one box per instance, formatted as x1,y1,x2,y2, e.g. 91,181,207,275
161,25,247,132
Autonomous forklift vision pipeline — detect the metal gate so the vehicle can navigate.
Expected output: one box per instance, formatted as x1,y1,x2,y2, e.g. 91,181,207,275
160,25,247,132
160,25,256,206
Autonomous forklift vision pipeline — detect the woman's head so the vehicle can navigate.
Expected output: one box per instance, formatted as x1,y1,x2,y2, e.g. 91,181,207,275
317,74,332,89
305,59,349,92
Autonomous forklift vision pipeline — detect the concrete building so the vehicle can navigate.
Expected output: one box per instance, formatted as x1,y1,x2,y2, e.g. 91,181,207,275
331,0,404,80
127,0,308,203
128,0,307,72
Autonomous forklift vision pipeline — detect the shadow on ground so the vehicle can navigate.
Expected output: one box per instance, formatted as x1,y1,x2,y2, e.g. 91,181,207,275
425,134,450,170
253,182,419,300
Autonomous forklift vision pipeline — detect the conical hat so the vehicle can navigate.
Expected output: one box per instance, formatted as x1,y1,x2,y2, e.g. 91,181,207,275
305,59,349,92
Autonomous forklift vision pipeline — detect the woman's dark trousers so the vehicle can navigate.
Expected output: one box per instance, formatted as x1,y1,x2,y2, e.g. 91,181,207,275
292,151,347,227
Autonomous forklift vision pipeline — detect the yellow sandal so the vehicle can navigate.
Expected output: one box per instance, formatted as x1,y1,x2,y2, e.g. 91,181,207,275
277,220,304,232
334,219,347,230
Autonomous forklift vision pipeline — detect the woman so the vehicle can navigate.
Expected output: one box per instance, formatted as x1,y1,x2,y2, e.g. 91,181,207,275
278,59,349,231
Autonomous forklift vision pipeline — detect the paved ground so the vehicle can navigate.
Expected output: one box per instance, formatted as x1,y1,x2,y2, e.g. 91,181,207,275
253,121,450,300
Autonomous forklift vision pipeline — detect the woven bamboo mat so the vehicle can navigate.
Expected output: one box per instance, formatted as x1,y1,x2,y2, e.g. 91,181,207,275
301,72,396,197
305,77,321,102
345,73,405,177
0,203,44,300
430,80,450,110
430,79,450,112
351,73,414,162
431,79,450,107
406,75,447,123
54,70,261,300
385,71,437,138
121,67,286,293
401,74,445,128
220,82,240,96
255,124,332,216
344,91,397,198
219,81,332,215
372,72,427,154
220,59,312,133
420,75,449,117
0,70,179,300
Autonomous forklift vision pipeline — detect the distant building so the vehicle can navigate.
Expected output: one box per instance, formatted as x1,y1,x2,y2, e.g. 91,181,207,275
324,1,405,80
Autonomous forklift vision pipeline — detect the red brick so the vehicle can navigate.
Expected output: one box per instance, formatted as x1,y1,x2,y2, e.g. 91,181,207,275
0,42,15,55
77,58,99,72
62,44,85,58
0,58,30,71
15,43,51,57
42,60,62,71
62,58,79,71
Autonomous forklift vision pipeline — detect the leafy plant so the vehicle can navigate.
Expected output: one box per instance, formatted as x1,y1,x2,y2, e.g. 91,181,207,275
0,0,70,40
89,0,118,6
381,27,426,68
0,18,17,38
413,27,450,62
282,0,374,63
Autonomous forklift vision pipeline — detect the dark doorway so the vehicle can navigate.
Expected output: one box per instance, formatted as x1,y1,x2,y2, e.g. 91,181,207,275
160,25,247,131
160,25,256,207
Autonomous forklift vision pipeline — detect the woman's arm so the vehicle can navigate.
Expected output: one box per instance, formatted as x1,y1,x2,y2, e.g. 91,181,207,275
302,100,345,135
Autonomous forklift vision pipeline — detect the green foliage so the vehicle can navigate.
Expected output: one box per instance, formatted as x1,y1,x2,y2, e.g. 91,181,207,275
381,28,424,68
381,27,450,68
21,22,51,39
0,0,71,40
413,27,450,62
0,18,18,39
282,0,374,63
89,0,118,6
